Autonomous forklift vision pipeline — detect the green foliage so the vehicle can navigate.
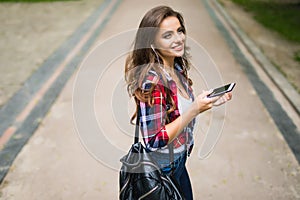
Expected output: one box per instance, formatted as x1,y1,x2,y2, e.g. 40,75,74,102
231,0,300,43
294,50,300,62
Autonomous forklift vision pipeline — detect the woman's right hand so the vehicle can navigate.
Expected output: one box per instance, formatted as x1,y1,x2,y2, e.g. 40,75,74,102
193,90,220,114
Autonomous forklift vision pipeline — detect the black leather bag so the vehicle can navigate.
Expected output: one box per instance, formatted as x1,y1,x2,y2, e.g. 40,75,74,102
119,110,185,200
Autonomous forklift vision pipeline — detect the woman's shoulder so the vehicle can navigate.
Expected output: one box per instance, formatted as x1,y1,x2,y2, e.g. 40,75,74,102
141,69,162,89
145,69,159,81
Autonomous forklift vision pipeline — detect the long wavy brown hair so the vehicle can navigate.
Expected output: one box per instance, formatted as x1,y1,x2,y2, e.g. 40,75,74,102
125,6,193,123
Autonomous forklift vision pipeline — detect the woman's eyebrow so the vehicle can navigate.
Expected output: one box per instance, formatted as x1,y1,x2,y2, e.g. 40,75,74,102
160,25,183,36
162,30,173,35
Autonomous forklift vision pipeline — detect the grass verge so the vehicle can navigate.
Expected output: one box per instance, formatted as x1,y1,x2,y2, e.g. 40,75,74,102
231,0,300,44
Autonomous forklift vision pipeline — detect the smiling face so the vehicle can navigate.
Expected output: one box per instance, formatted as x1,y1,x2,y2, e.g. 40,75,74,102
154,16,186,65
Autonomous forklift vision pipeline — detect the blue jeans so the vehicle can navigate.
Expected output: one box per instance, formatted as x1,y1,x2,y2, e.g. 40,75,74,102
150,151,193,200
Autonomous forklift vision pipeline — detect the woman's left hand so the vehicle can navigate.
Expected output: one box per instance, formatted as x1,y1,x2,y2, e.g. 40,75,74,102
213,92,233,106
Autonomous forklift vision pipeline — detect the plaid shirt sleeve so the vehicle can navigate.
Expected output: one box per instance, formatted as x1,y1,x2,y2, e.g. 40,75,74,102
139,75,169,151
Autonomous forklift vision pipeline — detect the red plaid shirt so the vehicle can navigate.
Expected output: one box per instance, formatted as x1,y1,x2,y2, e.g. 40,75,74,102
139,63,195,155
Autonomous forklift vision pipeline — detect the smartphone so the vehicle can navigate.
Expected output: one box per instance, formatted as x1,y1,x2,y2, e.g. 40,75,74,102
207,83,236,98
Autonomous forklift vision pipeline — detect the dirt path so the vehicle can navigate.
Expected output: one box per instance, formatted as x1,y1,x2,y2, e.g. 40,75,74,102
0,1,299,199
0,0,104,107
219,0,300,93
1,0,298,106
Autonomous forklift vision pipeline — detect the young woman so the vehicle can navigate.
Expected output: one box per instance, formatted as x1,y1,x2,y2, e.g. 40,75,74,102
125,6,232,199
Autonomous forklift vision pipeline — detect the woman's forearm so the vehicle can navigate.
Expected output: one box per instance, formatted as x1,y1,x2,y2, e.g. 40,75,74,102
165,90,231,144
165,101,199,143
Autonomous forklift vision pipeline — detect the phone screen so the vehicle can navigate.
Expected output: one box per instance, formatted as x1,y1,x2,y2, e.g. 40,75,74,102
207,83,235,98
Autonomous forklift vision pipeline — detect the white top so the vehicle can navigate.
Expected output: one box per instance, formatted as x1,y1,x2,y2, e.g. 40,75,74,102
177,92,193,114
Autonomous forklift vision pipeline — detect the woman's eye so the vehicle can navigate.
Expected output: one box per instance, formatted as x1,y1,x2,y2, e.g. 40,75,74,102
178,28,184,34
163,33,172,39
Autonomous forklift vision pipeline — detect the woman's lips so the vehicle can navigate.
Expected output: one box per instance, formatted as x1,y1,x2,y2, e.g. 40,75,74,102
172,44,183,51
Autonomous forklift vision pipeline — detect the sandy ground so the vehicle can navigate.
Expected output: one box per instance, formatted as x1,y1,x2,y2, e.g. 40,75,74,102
0,0,298,107
0,0,104,107
219,0,300,93
0,0,299,199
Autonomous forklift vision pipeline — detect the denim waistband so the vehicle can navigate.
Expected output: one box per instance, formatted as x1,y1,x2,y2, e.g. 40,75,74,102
149,150,187,174
156,144,186,154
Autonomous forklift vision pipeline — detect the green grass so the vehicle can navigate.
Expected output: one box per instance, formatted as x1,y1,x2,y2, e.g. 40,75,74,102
295,50,300,62
231,0,300,43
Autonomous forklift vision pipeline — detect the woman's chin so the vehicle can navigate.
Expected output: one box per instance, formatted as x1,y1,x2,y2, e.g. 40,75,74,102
174,51,184,57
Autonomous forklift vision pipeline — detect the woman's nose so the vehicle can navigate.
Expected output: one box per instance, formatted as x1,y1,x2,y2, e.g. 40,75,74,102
174,32,184,43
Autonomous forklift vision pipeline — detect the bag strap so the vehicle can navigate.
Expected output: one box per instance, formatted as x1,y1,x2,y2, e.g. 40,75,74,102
134,104,175,172
134,105,140,144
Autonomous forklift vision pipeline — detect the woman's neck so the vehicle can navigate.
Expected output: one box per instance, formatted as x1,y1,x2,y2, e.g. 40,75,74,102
162,57,175,75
